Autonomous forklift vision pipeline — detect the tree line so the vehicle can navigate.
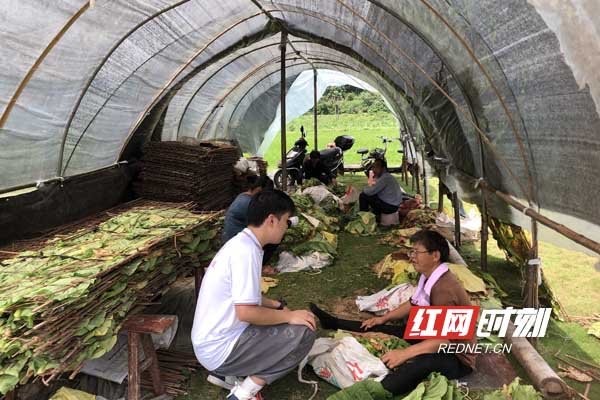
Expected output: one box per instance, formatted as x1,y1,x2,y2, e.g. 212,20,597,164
307,85,390,115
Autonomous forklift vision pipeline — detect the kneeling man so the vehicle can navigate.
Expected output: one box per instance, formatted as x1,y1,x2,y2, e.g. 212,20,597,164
192,190,316,400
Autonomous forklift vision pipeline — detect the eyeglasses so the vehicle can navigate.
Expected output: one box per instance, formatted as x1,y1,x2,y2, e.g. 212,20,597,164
408,249,431,257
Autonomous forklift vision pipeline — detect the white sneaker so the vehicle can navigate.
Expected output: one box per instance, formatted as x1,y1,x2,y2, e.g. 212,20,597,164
207,374,239,390
226,383,264,400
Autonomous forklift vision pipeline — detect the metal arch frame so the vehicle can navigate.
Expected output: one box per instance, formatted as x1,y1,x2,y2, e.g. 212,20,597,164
1,0,537,202
0,1,91,129
6,0,496,193
223,62,366,147
181,42,377,138
62,11,271,175
194,54,305,137
172,8,425,143
412,0,537,203
172,7,428,140
194,52,352,137
330,0,530,202
116,8,429,162
67,6,423,170
262,7,480,159
204,60,360,143
58,0,200,176
224,62,403,139
115,16,284,162
125,6,423,153
322,0,531,203
195,3,485,178
121,5,425,156
206,59,360,130
268,2,517,202
227,61,404,130
175,39,314,136
263,9,416,94
224,62,396,143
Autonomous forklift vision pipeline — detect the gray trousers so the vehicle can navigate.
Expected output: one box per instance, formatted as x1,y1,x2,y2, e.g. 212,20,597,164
212,324,316,384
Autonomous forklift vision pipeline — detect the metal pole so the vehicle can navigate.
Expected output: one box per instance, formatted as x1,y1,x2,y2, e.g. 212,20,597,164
313,68,318,150
526,220,539,309
453,192,461,249
438,179,444,213
400,128,408,185
280,31,288,191
415,160,421,195
406,135,418,192
422,149,428,205
481,197,489,271
526,218,539,345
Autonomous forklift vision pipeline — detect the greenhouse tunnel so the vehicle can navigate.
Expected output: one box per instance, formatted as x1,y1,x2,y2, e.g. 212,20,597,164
1,0,600,257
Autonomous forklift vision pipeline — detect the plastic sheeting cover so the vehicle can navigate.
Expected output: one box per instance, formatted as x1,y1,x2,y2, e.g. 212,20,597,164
1,0,600,254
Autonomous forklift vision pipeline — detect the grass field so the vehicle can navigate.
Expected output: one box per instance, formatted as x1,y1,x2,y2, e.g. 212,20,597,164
261,113,403,170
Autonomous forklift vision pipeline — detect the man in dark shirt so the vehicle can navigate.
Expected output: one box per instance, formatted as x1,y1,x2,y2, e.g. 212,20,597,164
223,175,272,243
303,150,332,185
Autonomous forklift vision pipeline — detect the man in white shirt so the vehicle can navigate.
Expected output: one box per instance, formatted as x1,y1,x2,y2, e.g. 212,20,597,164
191,190,316,400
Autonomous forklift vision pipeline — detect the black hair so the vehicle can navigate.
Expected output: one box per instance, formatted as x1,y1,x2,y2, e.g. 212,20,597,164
246,175,260,189
261,175,274,191
246,174,272,191
309,150,320,159
247,189,295,227
373,158,387,170
410,230,449,262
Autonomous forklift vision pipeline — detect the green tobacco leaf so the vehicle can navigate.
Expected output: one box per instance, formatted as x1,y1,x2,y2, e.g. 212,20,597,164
121,259,143,276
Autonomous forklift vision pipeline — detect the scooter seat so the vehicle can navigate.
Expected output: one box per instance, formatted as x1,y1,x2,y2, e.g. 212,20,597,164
357,148,369,155
320,147,340,159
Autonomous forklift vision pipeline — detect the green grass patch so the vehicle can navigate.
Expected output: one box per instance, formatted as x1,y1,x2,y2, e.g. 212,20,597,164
262,113,403,170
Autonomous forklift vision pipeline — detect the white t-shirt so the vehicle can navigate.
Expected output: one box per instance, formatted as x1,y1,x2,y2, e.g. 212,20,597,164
191,228,263,371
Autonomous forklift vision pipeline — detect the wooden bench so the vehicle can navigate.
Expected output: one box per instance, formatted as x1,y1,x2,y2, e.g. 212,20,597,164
122,315,177,400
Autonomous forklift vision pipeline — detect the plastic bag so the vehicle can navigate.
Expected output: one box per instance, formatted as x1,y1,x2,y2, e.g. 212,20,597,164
308,336,389,389
50,388,96,400
356,284,415,315
275,251,333,273
233,157,250,174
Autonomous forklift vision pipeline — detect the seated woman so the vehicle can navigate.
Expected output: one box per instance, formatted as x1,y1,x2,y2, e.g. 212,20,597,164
359,158,403,217
310,230,475,395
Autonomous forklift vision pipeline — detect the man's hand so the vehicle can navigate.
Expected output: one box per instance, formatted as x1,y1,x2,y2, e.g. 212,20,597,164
361,316,386,330
381,348,412,369
287,310,317,331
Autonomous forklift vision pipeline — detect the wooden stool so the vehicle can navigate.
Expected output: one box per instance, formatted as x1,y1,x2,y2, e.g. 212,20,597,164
122,315,176,400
